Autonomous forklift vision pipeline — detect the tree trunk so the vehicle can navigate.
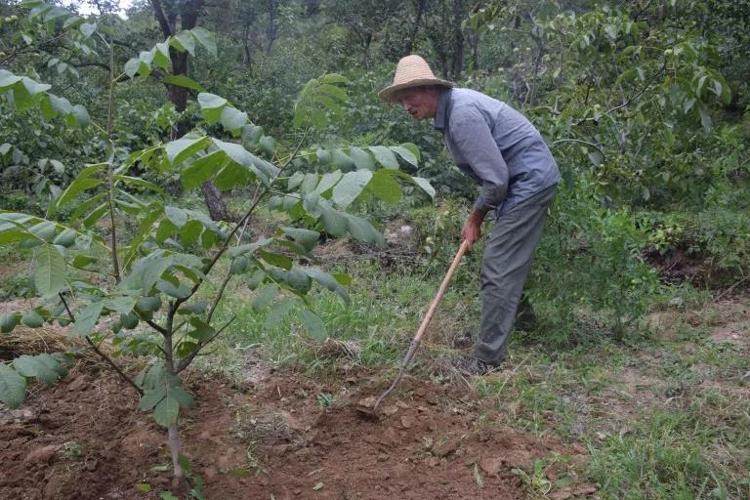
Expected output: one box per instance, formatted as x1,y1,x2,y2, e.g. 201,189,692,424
450,0,465,80
201,182,230,221
265,0,278,53
150,0,230,222
403,0,427,56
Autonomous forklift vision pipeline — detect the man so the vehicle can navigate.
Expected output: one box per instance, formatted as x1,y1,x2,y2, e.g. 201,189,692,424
379,55,560,375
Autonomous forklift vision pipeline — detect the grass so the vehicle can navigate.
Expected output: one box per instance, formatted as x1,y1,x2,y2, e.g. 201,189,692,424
1,199,748,498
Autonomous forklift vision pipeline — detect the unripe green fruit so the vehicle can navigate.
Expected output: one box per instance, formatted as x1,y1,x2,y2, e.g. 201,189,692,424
22,311,44,328
136,296,162,313
0,313,19,333
120,312,139,329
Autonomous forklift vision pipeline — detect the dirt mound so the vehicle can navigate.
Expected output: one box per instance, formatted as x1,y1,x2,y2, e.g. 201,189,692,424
0,364,589,499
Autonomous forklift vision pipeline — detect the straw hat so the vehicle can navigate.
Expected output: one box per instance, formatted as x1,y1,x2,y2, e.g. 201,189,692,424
379,55,454,102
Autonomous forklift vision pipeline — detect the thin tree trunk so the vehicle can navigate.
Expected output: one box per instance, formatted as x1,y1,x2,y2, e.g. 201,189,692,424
450,0,465,80
201,182,230,221
150,0,230,221
403,0,427,56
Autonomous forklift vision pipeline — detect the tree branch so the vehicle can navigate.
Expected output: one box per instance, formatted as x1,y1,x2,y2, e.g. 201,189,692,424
58,293,143,396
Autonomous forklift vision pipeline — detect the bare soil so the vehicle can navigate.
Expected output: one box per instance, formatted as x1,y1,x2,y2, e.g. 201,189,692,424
0,360,588,499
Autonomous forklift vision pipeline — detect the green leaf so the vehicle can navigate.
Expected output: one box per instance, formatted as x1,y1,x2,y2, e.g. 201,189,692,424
186,317,214,341
79,22,96,37
332,170,372,208
0,364,26,409
106,296,137,314
152,42,171,70
320,204,347,237
197,93,227,123
124,58,140,78
181,151,226,190
71,301,104,337
153,395,179,427
391,145,419,167
412,177,435,199
165,206,188,227
171,386,193,408
263,297,297,331
258,249,293,270
369,146,399,169
348,147,375,170
162,74,204,92
138,387,166,411
314,171,343,195
303,267,349,304
172,31,196,56
164,136,210,165
157,280,191,299
252,284,278,312
332,149,354,170
13,354,65,385
34,244,66,297
220,106,248,134
345,214,384,245
280,226,319,252
368,170,402,205
299,310,326,342
190,27,217,57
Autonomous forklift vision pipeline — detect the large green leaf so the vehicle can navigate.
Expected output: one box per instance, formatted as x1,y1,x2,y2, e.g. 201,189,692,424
369,146,399,169
153,395,179,427
190,27,217,57
368,170,402,205
412,177,436,199
280,227,319,252
391,145,420,167
299,310,327,342
34,244,66,297
345,214,384,245
252,284,278,312
220,107,248,134
171,30,196,56
348,147,375,170
320,204,347,237
71,301,104,337
164,136,210,165
13,354,66,385
331,170,372,208
0,364,26,409
162,74,205,92
197,93,227,123
181,151,227,190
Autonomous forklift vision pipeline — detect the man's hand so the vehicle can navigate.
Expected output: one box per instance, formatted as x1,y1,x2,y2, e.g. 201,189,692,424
461,209,487,249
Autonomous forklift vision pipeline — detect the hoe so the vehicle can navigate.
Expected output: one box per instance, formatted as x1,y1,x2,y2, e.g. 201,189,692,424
357,239,470,419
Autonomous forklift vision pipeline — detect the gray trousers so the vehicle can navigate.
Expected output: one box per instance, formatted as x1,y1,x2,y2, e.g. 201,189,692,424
474,185,556,365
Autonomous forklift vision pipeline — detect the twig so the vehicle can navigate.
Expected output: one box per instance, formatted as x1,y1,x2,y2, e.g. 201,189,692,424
58,293,143,396
176,315,236,373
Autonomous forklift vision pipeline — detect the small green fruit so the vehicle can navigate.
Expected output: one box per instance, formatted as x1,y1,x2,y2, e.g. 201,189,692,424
121,312,139,329
0,313,19,333
21,311,44,328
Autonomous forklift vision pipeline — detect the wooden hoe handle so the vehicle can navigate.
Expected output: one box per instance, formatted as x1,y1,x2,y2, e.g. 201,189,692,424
372,240,470,411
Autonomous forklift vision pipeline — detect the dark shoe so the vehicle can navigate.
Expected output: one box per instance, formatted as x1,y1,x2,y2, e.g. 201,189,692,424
454,356,500,376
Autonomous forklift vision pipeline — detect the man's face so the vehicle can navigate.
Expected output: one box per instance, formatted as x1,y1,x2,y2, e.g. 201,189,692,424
397,87,438,120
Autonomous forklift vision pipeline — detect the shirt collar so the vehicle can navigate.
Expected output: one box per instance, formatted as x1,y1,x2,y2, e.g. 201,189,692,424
433,88,452,131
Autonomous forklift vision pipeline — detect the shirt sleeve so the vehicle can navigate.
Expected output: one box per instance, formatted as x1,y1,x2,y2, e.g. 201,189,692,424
449,105,509,211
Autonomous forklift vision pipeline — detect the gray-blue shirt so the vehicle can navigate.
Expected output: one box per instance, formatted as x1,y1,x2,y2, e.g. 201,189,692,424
434,88,560,215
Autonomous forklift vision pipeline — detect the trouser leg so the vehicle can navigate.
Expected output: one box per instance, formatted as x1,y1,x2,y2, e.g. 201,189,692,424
473,186,556,365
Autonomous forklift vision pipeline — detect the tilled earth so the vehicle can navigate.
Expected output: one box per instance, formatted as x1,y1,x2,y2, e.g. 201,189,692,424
0,361,591,499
